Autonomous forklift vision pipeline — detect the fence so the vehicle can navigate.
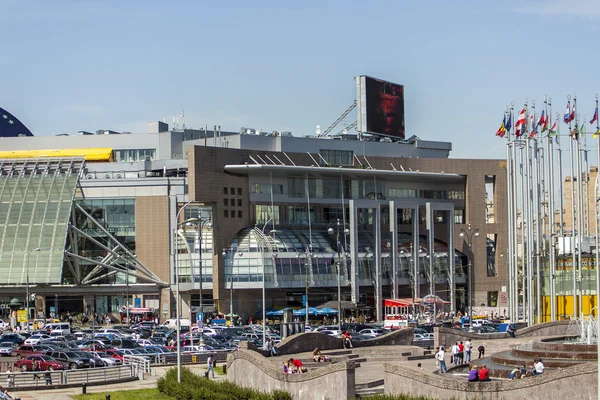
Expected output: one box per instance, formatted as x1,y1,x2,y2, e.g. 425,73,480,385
156,351,229,366
4,365,137,388
123,354,151,374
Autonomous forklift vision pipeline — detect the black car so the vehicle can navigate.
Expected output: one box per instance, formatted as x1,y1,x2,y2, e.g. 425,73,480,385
48,351,94,369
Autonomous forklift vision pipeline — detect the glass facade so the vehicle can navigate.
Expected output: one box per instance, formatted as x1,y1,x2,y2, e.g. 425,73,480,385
0,160,82,284
113,149,156,162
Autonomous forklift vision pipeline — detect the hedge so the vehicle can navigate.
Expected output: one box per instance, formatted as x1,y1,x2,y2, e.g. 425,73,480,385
157,367,292,400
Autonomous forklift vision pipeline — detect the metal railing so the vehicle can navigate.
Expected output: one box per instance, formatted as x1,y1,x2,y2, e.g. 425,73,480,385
156,351,229,366
122,354,151,373
4,365,136,388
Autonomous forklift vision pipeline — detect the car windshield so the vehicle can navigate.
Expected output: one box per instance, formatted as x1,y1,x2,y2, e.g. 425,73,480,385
65,352,80,358
77,352,93,358
0,342,12,348
40,356,53,361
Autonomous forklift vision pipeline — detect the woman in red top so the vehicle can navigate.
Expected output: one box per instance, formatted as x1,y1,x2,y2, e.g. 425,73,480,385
478,364,491,381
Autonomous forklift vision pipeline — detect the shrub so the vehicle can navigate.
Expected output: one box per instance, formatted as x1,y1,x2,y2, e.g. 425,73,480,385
157,367,293,400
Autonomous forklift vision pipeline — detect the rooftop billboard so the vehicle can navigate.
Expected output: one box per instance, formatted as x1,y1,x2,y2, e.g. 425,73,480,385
356,76,405,139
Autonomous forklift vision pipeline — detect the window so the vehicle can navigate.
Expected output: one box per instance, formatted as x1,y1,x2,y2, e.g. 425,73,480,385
398,209,413,224
237,199,242,207
455,209,465,224
287,206,315,226
224,199,228,206
419,190,447,199
448,190,465,200
288,178,316,198
230,187,235,194
487,234,497,277
223,187,228,195
388,188,417,198
237,188,242,196
231,199,235,207
360,180,385,199
255,205,280,225
319,149,353,166
113,148,156,162
324,207,349,223
485,175,496,223
224,210,229,218
251,183,284,195
487,291,498,307
238,211,242,218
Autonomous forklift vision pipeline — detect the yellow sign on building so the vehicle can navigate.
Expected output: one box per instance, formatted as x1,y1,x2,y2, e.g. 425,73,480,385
17,310,27,323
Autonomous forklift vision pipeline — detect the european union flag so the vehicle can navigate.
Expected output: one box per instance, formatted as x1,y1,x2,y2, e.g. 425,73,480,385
0,107,34,137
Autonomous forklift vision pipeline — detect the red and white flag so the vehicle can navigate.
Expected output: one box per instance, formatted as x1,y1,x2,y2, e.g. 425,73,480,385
515,108,526,137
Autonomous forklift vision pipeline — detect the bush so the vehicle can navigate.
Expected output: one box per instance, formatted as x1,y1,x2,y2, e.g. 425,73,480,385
157,367,293,400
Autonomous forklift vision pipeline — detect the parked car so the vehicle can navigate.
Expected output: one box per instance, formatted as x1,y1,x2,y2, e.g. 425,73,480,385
48,351,94,369
13,345,45,359
0,334,25,345
358,328,385,338
24,334,51,345
102,349,126,361
94,351,122,366
15,355,68,371
0,342,17,356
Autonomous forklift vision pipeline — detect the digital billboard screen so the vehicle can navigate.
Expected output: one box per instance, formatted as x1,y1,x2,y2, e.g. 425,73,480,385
356,76,405,139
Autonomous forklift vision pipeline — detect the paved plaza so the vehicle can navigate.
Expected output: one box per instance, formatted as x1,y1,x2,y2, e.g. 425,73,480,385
9,335,549,399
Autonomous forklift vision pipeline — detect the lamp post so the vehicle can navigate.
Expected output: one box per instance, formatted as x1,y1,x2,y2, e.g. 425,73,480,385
25,247,41,331
174,200,193,384
183,215,212,326
297,247,315,328
460,223,480,332
328,219,350,334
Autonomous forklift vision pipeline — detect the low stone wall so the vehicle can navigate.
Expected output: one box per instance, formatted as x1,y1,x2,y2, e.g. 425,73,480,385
272,329,414,356
227,344,356,400
434,320,574,349
384,362,598,400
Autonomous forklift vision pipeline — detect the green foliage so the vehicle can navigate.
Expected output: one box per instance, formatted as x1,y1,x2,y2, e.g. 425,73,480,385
157,367,293,400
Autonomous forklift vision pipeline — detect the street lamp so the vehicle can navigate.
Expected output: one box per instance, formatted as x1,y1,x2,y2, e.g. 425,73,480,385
328,219,350,334
25,247,41,331
183,215,212,327
174,200,193,384
296,246,315,328
459,223,480,332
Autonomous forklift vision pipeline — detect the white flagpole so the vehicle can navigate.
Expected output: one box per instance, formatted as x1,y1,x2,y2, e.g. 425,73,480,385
506,107,514,322
547,97,557,322
575,99,584,321
526,103,535,326
557,113,566,320
568,96,578,320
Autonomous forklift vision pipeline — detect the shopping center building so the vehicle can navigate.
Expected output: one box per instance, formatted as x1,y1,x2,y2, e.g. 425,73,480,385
0,119,508,323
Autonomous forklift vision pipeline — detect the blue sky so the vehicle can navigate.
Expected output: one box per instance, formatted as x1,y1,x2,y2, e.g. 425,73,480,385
2,0,600,159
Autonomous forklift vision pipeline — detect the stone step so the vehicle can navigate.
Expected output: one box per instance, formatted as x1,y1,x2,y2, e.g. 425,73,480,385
323,350,353,356
407,354,436,361
355,386,385,398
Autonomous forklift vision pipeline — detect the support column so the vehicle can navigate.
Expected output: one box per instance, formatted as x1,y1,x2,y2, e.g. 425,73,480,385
349,200,360,305
390,201,398,300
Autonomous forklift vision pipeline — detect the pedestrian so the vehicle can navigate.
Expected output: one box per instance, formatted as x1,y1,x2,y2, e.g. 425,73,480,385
451,342,459,366
458,341,465,364
478,345,485,359
207,355,215,379
507,324,516,338
464,339,472,363
44,371,52,385
4,368,13,388
434,346,440,368
436,346,448,373
269,338,278,356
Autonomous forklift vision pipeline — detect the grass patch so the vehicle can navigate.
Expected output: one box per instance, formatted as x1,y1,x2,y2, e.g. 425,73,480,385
71,388,174,400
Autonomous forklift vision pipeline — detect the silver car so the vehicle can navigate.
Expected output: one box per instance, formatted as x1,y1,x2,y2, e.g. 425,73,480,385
0,342,17,356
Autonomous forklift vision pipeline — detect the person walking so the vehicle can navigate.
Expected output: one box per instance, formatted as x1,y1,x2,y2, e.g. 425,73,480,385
207,355,215,379
436,346,448,373
451,342,459,367
464,339,472,363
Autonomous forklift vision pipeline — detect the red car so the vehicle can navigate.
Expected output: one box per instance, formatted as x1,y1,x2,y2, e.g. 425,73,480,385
102,349,125,361
15,355,68,372
13,345,45,360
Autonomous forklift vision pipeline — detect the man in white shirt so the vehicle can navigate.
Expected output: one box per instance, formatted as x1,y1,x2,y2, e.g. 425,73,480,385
436,346,448,373
451,342,459,366
464,339,472,363
534,359,544,375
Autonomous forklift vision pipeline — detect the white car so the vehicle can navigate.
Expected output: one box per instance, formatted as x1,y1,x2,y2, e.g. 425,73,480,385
134,339,154,347
358,328,385,338
0,342,16,356
24,334,51,345
182,345,215,353
0,320,10,330
413,333,426,341
319,329,341,337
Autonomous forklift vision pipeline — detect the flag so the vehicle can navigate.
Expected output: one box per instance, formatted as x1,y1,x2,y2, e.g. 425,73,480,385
515,108,526,137
495,115,506,138
505,112,512,132
529,113,538,138
570,124,581,140
569,104,576,123
593,128,600,139
548,121,557,135
537,110,546,127
564,102,571,123
580,122,585,136
590,107,598,125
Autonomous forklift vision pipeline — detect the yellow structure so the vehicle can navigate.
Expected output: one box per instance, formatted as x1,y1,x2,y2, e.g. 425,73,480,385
541,295,598,322
0,148,113,162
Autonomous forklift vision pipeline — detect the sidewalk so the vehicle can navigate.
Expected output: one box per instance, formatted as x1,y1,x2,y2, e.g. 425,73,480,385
9,364,221,400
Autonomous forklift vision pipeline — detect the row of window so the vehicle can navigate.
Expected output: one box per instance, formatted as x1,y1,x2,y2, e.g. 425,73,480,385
254,204,466,226
252,179,465,201
113,149,155,162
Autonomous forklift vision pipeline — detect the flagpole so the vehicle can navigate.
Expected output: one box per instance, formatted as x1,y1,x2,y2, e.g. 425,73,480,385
556,113,566,320
526,102,535,326
568,96,578,320
520,140,527,323
512,104,519,322
575,100,584,321
506,107,514,322
547,97,557,322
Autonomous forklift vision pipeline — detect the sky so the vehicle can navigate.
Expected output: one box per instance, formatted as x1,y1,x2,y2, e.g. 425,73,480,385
2,0,600,160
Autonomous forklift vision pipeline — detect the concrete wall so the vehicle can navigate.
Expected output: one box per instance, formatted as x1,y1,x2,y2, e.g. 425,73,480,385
434,320,575,349
270,329,415,355
227,344,356,400
384,362,598,400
